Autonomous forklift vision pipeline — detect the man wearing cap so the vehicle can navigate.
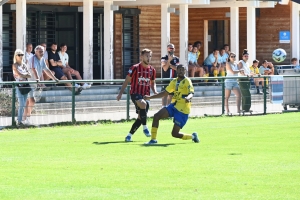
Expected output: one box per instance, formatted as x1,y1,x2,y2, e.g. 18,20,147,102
161,43,179,107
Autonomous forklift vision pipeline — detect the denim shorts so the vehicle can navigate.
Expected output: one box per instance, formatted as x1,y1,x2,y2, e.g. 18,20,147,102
225,80,239,90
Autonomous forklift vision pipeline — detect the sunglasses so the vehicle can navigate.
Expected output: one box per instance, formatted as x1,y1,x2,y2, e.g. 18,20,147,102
17,54,24,57
230,56,236,58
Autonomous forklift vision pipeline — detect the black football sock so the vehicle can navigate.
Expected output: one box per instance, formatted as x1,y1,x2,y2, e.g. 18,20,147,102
129,119,142,135
140,109,147,125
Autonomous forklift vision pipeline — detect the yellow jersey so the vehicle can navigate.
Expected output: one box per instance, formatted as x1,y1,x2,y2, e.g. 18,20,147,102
196,51,201,60
250,65,259,74
165,77,194,114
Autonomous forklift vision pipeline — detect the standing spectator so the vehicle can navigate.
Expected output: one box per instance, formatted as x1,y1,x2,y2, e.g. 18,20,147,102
225,52,241,115
58,43,91,89
48,42,82,94
25,43,34,64
160,43,179,107
188,45,204,78
238,49,254,112
117,49,158,142
12,49,32,125
143,64,199,144
24,45,59,125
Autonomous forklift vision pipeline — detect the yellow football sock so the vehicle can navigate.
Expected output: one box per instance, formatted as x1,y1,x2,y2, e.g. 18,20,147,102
151,127,158,140
220,71,226,77
181,134,193,140
204,73,209,82
213,70,218,77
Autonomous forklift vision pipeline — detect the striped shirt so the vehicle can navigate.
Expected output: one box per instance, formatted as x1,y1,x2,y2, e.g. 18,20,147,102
128,63,156,96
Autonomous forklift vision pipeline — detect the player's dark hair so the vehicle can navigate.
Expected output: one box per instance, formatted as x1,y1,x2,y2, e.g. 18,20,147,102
242,49,249,55
176,64,185,69
51,42,57,46
60,43,67,48
223,44,229,48
253,59,259,64
291,58,297,62
194,41,202,46
141,48,152,55
262,60,268,64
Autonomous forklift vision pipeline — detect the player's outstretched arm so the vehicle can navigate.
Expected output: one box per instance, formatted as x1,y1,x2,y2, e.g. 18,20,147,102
150,80,158,94
144,91,169,101
117,75,131,101
185,93,194,102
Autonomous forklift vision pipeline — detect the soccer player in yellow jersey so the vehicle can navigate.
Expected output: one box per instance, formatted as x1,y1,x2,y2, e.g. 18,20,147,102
144,64,200,144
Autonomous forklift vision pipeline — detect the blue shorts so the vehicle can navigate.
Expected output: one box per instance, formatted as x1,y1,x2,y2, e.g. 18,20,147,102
225,80,239,90
51,67,65,79
28,87,35,98
166,103,189,129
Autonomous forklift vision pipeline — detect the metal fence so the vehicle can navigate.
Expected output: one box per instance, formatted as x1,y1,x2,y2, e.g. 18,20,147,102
0,75,299,128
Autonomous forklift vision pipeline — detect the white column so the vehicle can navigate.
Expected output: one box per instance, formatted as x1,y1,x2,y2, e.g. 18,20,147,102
83,0,93,80
247,7,256,63
230,7,239,60
0,5,3,84
179,4,188,71
203,20,208,59
16,0,26,51
161,3,170,61
291,2,300,64
104,1,114,80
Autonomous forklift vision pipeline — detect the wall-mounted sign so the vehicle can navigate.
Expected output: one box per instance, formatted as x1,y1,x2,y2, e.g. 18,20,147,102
279,31,290,43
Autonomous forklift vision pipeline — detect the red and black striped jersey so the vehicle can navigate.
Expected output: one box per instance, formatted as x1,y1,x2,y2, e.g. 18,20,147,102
128,63,156,96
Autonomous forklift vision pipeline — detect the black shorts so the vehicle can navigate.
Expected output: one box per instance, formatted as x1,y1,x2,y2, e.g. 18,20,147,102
131,94,150,114
161,85,174,96
51,67,65,79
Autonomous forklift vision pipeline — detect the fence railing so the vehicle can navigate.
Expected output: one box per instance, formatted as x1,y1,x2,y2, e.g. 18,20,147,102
0,75,299,128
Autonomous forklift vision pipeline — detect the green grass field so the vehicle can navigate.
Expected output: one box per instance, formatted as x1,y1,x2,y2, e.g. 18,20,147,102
1,113,300,200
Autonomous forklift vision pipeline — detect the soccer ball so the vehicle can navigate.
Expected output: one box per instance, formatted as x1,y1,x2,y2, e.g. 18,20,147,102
272,48,286,63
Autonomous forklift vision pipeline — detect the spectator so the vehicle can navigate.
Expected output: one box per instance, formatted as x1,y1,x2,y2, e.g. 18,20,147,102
12,49,32,125
58,43,91,89
24,45,60,125
250,60,266,94
238,49,254,113
203,49,225,84
259,60,274,76
194,41,202,60
224,44,231,57
219,47,228,73
188,43,193,52
40,42,55,81
225,52,241,115
188,45,204,78
291,58,298,65
48,42,83,94
25,43,33,64
160,43,179,107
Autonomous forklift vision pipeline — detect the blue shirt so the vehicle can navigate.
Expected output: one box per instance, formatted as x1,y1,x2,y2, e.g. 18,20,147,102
27,55,48,81
188,52,197,63
204,53,219,65
219,53,228,63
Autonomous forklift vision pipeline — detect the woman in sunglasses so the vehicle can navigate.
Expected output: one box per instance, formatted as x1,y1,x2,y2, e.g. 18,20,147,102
238,49,254,113
225,52,241,115
12,49,32,125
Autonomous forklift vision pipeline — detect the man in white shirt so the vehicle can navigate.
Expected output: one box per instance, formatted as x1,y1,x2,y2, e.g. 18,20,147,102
58,43,90,89
25,43,34,64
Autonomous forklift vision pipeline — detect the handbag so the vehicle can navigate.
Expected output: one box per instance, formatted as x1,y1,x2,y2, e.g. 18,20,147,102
18,83,31,95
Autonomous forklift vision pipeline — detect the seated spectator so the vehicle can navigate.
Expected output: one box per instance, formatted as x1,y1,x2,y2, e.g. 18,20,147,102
48,42,82,94
219,47,228,70
194,41,202,60
203,49,225,83
40,42,55,81
291,58,298,65
25,43,33,64
250,60,266,94
188,43,193,52
188,45,204,78
259,60,274,75
58,43,90,89
224,44,231,57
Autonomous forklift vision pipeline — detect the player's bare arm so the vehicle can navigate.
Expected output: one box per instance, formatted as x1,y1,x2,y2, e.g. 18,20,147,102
117,75,131,101
150,80,158,94
144,90,169,101
185,93,194,102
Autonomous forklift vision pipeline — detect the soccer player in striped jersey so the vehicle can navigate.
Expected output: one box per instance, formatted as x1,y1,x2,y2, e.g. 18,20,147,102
117,49,158,142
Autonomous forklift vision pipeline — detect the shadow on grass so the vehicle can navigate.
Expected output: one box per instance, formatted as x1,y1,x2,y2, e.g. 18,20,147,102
140,143,187,147
93,141,126,145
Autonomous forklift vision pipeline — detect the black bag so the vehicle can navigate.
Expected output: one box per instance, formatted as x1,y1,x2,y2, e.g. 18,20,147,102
18,84,31,95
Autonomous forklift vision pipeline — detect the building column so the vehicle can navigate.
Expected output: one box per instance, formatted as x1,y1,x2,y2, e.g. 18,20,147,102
83,0,93,80
179,4,188,71
0,5,3,83
16,0,26,51
247,7,256,63
161,3,170,63
230,7,239,60
291,2,300,64
104,1,114,80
